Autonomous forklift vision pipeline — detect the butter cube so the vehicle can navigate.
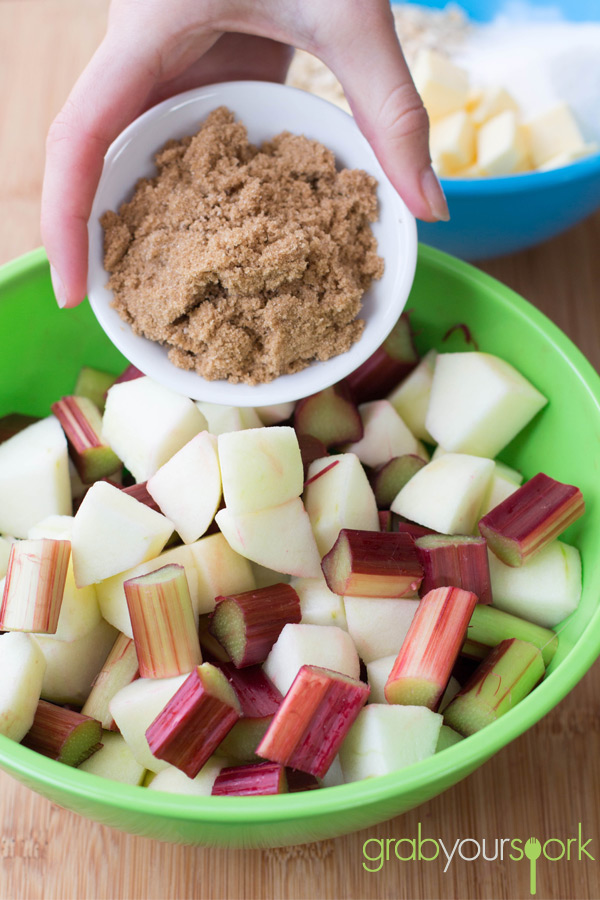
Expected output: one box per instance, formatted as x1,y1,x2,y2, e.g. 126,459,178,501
430,110,475,175
412,49,469,120
477,110,530,177
524,102,587,168
539,142,599,171
471,86,519,126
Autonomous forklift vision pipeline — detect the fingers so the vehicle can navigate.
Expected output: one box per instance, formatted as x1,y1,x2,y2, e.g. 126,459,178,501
317,2,449,223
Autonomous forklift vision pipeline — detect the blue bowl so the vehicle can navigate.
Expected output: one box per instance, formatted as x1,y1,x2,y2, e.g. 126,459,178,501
405,0,600,259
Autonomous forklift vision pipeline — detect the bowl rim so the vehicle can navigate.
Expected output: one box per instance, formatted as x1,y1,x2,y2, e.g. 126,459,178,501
1,243,600,825
86,81,418,406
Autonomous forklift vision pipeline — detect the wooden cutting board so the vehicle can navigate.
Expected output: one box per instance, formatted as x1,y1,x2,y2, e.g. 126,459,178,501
0,3,599,897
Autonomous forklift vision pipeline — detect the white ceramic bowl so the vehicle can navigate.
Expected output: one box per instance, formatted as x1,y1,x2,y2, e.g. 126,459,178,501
88,81,417,405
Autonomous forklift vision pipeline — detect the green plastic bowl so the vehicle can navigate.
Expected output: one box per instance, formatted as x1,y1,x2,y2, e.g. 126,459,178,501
0,246,599,847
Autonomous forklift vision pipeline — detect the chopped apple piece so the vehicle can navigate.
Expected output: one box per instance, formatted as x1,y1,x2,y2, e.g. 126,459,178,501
321,529,423,597
0,416,71,538
365,655,396,703
257,666,369,777
0,632,46,741
195,403,262,435
487,539,581,627
148,757,228,796
145,663,241,778
71,481,173,586
345,401,426,468
22,700,102,767
73,366,117,412
147,432,221,543
304,453,379,556
255,403,295,425
477,463,521,519
81,632,139,729
1,539,70,633
216,497,321,578
345,598,419,664
415,534,492,603
218,426,303,514
209,583,301,667
294,383,363,447
78,730,146,785
102,376,207,482
444,639,544,736
339,704,442,782
212,761,287,795
263,623,360,696
36,618,118,706
385,587,479,709
187,533,256,616
290,576,347,630
479,472,585,566
51,395,122,483
387,349,437,442
345,312,418,403
436,725,464,752
391,453,494,535
425,352,547,458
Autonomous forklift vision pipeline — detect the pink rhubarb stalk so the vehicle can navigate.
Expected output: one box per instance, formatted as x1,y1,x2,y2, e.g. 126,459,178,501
212,761,287,796
51,395,121,483
0,539,70,633
321,529,423,597
415,534,492,604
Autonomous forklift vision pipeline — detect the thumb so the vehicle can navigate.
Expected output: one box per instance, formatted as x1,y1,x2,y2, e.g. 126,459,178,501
319,3,449,223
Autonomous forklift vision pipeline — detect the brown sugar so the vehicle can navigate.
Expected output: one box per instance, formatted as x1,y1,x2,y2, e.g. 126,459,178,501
101,107,384,385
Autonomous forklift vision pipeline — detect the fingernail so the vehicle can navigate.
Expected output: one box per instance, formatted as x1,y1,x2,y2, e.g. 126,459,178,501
50,264,67,308
422,166,450,222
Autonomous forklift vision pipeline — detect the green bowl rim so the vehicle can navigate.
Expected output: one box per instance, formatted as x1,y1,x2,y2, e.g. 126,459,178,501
1,244,599,826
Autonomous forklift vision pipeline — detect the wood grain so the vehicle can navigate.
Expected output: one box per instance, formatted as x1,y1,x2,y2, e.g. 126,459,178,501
0,2,599,898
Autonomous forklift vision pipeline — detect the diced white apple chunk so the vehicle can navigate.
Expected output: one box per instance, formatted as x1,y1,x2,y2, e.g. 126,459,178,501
0,632,46,741
78,731,146,785
387,350,437,442
319,754,345,788
345,401,426,468
216,498,321,578
109,674,188,773
477,463,521,521
487,540,582,627
366,655,396,703
426,353,547,458
255,403,296,426
96,543,200,637
263,623,360,696
71,481,173,587
148,757,228,796
196,403,262,435
218,426,303,514
102,376,207,482
339,704,442,782
251,562,291,588
391,453,494,534
0,416,71,538
290,576,348,630
36,617,118,706
147,432,221,543
344,597,419,663
187,533,256,616
304,454,379,556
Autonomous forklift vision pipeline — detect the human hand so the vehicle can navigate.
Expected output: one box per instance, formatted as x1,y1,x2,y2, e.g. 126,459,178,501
42,0,448,308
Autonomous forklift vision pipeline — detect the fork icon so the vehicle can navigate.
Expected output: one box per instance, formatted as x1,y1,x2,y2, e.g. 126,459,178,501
524,837,542,895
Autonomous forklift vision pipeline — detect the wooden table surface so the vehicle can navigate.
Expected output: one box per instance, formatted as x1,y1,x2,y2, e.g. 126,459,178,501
1,3,599,898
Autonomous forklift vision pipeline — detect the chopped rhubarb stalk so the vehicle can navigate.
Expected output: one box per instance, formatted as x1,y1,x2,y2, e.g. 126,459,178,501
124,564,202,678
51,395,122,484
121,481,162,514
74,366,117,412
294,383,363,448
257,665,369,777
479,472,585,567
465,603,558,666
297,434,329,479
460,638,488,661
370,455,427,509
0,539,70,633
112,364,145,385
303,460,340,488
394,520,437,540
212,761,287,796
321,529,423,598
146,663,241,778
443,638,545,736
345,312,419,403
385,586,479,709
0,413,39,444
214,662,283,760
286,768,321,792
209,584,301,668
81,632,140,730
22,699,103,767
378,510,393,532
415,534,492,604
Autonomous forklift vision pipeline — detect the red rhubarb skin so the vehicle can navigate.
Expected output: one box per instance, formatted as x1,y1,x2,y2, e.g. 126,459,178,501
394,520,437,539
21,699,102,762
321,529,423,597
146,667,241,778
385,586,479,710
294,383,363,447
121,481,162,514
478,472,585,566
212,761,287,796
257,665,369,778
216,663,283,718
51,396,102,452
416,537,492,604
210,583,301,668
